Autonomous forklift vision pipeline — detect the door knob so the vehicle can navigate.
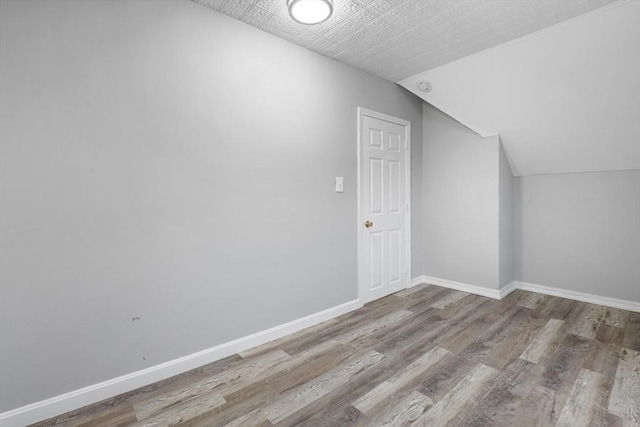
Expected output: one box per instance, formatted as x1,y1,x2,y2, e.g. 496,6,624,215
364,220,373,228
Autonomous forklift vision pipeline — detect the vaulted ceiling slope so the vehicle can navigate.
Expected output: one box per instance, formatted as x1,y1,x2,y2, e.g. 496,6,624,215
193,0,617,82
401,0,640,176
194,0,637,177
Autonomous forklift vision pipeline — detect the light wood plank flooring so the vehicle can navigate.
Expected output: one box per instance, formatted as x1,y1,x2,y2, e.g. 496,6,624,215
32,285,640,426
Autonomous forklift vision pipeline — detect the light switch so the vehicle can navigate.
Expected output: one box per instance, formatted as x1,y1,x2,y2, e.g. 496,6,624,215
335,177,344,193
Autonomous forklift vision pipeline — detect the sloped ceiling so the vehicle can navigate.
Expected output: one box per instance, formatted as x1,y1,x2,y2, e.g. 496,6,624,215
193,0,638,177
400,0,640,176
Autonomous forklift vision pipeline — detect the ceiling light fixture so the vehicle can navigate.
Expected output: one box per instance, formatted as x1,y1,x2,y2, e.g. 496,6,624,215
288,0,333,25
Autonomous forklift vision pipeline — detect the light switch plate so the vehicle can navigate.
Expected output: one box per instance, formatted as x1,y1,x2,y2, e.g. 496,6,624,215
335,177,344,193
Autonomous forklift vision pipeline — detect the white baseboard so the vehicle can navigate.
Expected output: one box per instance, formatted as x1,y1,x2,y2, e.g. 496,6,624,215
0,299,363,427
411,275,639,313
516,281,640,313
409,276,428,288
415,275,514,300
498,280,519,299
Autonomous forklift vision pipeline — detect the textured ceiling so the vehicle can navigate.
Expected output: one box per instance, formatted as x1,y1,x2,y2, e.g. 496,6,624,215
192,0,618,82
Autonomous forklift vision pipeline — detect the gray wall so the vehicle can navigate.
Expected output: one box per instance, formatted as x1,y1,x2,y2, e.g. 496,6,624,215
514,170,640,302
422,104,501,290
0,0,423,411
411,124,425,277
499,142,514,287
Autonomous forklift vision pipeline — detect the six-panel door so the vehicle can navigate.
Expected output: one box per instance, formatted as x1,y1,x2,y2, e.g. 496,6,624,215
361,113,409,302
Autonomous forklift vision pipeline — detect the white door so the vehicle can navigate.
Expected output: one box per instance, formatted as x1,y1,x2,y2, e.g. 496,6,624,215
358,108,411,303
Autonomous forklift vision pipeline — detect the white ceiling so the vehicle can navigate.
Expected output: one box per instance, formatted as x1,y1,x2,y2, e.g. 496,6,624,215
193,0,618,82
193,0,638,177
400,0,640,176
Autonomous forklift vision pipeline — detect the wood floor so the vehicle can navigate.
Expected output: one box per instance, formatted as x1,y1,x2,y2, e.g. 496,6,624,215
32,284,640,426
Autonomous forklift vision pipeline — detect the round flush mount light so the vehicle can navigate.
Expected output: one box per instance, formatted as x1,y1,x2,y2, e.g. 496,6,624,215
288,0,333,25
417,81,432,93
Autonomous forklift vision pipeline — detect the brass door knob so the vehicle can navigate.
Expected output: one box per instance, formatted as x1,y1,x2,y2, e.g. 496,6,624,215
364,220,373,228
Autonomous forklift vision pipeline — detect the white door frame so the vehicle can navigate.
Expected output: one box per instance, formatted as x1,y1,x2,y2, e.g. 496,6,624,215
357,107,412,304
